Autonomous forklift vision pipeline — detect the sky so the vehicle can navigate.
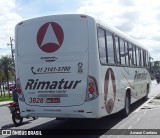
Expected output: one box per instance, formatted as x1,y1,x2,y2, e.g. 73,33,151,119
0,0,160,60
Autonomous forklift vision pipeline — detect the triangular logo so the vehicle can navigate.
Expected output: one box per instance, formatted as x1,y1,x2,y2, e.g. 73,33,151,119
41,23,60,47
108,71,114,97
37,22,64,53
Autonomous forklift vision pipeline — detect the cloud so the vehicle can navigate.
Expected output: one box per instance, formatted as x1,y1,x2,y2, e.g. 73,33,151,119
116,11,139,32
15,0,80,19
0,0,15,14
1,0,160,61
0,0,22,56
77,0,160,60
118,0,135,6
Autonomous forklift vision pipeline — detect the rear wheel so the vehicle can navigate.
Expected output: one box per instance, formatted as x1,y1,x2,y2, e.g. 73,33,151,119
144,85,149,101
121,92,130,118
32,117,38,120
56,118,66,120
12,111,23,126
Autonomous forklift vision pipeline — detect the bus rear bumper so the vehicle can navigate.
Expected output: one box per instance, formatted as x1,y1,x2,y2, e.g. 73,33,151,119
20,99,102,119
27,113,86,118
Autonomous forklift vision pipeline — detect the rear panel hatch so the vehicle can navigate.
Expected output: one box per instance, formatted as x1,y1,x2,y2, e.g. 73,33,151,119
16,15,89,107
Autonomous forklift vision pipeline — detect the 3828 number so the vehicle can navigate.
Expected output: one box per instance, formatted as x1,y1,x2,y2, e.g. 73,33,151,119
29,97,43,103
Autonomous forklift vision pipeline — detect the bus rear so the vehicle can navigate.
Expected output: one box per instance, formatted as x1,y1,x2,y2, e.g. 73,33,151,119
15,15,100,118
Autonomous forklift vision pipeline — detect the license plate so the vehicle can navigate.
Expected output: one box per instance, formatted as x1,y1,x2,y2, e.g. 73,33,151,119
46,98,60,103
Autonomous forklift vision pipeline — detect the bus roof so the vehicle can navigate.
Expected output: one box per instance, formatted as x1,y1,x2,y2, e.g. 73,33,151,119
16,14,148,52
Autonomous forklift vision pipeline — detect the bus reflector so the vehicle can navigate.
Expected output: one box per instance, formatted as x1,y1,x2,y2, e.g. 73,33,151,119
73,110,84,113
16,78,25,102
17,84,21,94
85,75,99,101
80,15,87,18
78,110,84,113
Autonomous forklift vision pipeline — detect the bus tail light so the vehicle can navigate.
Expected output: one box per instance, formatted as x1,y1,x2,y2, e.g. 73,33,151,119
16,78,25,102
85,76,99,101
10,102,16,107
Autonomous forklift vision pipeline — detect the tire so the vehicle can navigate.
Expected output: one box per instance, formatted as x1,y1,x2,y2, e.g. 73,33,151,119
121,92,130,118
12,111,23,126
32,117,38,120
144,85,149,101
56,118,66,120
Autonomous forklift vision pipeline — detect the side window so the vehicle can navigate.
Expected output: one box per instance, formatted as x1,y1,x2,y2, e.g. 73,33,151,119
143,50,146,67
119,38,126,65
133,45,137,66
106,30,115,64
98,28,107,64
115,36,120,64
141,49,144,67
146,52,149,67
125,41,129,66
138,48,142,66
136,47,139,66
128,43,133,66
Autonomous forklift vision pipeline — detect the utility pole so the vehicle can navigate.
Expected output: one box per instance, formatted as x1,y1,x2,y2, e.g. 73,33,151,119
7,37,16,85
7,37,14,63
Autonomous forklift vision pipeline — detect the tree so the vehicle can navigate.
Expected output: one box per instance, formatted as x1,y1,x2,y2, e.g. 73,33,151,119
152,61,160,73
0,70,3,96
0,56,15,98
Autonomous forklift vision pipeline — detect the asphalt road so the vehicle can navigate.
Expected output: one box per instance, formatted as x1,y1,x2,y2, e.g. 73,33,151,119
0,80,160,138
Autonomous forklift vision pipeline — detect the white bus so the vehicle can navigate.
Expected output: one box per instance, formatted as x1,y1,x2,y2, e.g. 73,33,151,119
15,14,151,119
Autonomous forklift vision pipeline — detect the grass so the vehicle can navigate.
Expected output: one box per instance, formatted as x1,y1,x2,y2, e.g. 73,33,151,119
0,92,13,102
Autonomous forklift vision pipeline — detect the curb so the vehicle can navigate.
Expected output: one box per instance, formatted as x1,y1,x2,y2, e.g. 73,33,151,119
154,93,160,99
0,101,13,107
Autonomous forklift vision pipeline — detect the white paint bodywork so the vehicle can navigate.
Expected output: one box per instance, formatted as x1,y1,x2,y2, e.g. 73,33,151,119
15,14,151,118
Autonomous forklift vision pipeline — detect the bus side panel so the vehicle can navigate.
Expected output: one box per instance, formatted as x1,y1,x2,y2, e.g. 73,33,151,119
100,66,123,117
87,21,124,118
87,18,102,118
100,66,151,117
88,23,124,118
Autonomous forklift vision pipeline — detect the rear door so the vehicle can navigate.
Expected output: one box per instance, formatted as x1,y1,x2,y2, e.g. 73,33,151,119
16,15,89,107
